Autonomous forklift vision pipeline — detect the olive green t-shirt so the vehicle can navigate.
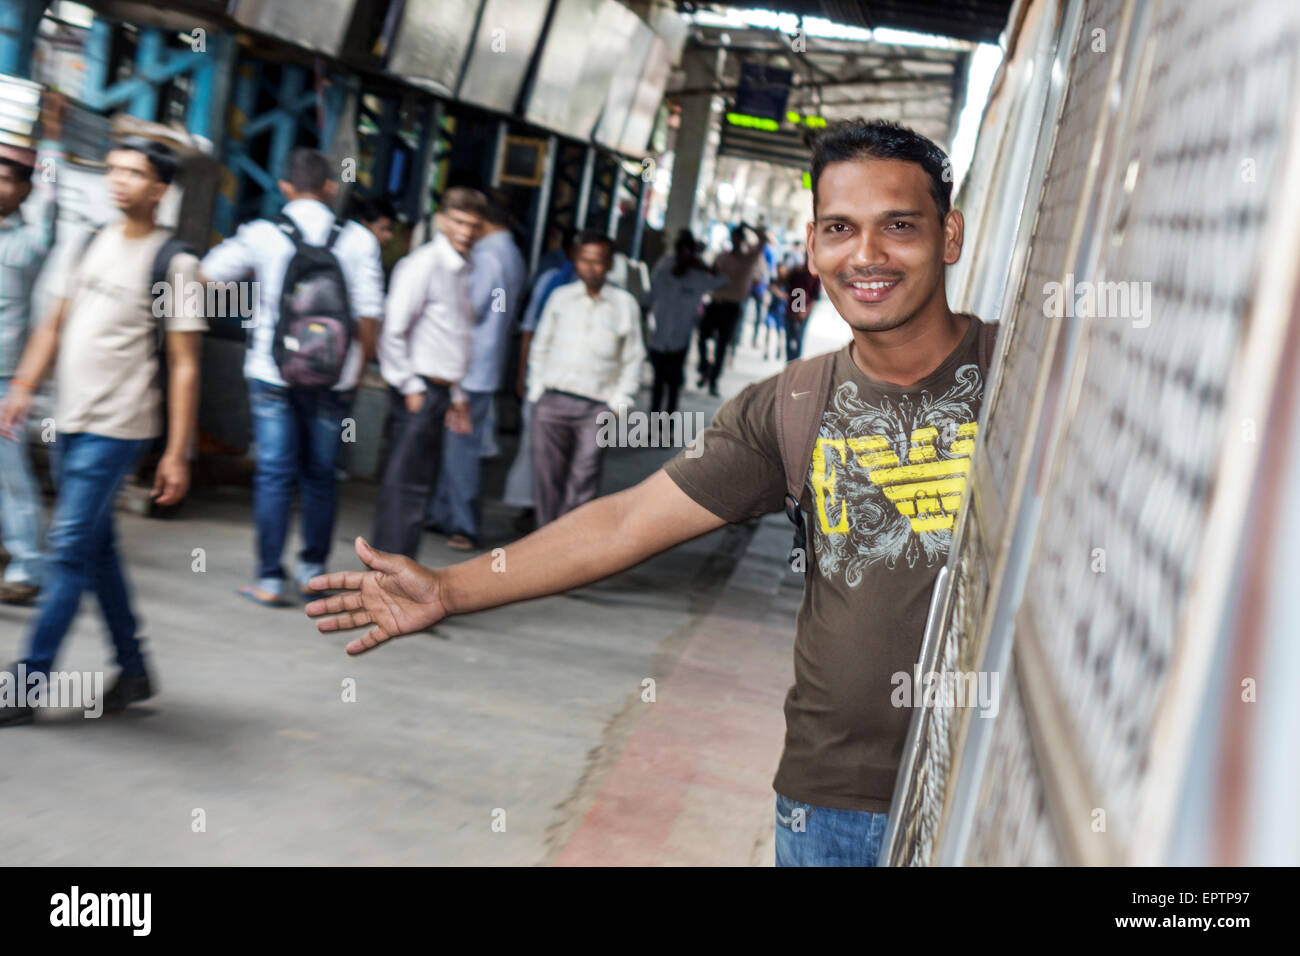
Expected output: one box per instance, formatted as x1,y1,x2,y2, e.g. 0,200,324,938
664,314,990,812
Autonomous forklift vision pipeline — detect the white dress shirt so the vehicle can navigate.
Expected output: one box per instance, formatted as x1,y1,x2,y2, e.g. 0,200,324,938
200,197,385,391
378,231,475,401
527,279,646,412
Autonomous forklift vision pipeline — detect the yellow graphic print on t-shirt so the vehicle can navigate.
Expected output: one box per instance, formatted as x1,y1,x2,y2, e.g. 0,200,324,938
811,422,978,534
809,361,984,579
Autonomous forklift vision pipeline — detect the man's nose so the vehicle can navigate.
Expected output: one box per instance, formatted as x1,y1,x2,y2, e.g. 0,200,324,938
848,230,888,269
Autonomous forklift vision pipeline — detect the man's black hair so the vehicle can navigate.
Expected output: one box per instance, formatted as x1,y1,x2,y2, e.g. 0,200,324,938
574,228,614,258
483,187,514,228
282,147,331,194
0,156,35,183
809,119,952,221
113,135,179,185
352,194,396,223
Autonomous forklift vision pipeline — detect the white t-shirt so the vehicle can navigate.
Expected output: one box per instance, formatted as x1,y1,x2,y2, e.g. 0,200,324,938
56,222,207,440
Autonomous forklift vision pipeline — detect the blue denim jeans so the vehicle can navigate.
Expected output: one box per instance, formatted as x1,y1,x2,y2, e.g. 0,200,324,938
21,432,151,676
0,377,44,585
774,792,890,867
427,390,494,541
247,380,353,593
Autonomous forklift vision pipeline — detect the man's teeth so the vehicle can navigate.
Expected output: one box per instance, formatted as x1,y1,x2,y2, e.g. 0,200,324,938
851,280,897,289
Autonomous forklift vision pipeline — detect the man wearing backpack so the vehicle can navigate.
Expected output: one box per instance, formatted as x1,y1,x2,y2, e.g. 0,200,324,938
304,120,999,867
200,148,384,607
0,137,205,725
371,186,486,561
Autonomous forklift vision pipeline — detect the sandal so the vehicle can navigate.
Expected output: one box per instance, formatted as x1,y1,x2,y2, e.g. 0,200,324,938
237,584,291,608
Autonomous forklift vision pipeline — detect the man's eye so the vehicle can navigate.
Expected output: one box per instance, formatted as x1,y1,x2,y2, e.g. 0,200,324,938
888,221,912,231
827,223,847,233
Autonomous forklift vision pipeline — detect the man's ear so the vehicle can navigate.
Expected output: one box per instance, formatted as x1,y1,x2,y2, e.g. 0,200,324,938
804,218,818,277
322,179,339,200
278,179,294,201
943,208,964,266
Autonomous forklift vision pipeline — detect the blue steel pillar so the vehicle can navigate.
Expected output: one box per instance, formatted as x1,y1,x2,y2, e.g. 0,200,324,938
82,20,229,140
0,0,48,77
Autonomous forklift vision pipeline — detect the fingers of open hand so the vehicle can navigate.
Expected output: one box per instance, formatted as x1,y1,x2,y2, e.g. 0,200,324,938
316,608,374,633
345,626,392,655
308,570,365,593
305,590,363,618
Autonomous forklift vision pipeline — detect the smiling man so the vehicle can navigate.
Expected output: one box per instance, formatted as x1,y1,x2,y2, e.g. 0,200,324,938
303,119,999,867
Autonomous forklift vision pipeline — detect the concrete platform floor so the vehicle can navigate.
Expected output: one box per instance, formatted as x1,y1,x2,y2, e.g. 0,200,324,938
0,302,849,866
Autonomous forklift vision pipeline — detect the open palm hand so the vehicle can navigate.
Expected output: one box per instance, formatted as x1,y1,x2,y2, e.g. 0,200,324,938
304,537,448,654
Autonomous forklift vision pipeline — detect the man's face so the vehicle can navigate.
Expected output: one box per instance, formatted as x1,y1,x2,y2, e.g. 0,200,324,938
368,216,395,246
574,242,612,291
106,148,166,215
806,157,962,333
0,164,31,219
438,208,482,257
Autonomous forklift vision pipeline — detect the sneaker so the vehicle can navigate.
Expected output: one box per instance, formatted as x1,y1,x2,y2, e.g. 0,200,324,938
102,668,154,714
0,661,33,726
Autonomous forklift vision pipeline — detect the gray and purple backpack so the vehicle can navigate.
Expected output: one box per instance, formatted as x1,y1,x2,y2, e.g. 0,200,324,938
271,212,354,388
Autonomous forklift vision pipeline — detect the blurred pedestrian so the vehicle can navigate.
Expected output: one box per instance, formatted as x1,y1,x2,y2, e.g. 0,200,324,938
0,92,62,607
783,254,821,361
371,186,486,560
427,189,526,551
527,231,644,526
0,137,204,724
201,147,385,606
644,230,725,423
500,235,577,532
696,223,766,395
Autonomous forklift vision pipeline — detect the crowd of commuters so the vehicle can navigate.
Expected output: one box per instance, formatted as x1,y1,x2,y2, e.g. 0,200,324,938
0,96,813,724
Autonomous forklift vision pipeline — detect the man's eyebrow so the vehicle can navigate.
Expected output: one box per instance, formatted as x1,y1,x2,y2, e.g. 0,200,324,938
817,209,927,223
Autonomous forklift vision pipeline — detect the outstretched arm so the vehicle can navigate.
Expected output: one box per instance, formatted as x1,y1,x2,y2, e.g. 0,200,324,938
305,469,726,654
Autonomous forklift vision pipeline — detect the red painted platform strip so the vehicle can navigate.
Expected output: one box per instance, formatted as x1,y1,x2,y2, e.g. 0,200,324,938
554,567,795,866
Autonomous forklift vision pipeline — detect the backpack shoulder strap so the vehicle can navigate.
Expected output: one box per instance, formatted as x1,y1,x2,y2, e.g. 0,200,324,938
274,212,303,245
775,349,838,504
774,349,837,570
150,234,195,292
324,216,344,250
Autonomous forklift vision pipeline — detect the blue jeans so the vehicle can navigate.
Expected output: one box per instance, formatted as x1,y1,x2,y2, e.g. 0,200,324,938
21,432,151,676
0,377,44,585
247,380,353,593
774,792,890,867
427,390,494,541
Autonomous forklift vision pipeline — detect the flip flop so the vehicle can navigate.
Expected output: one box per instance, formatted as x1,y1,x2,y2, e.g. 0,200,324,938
446,535,475,551
237,584,291,608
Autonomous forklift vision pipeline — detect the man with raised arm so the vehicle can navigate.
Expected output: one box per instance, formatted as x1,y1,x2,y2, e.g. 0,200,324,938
305,120,999,868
